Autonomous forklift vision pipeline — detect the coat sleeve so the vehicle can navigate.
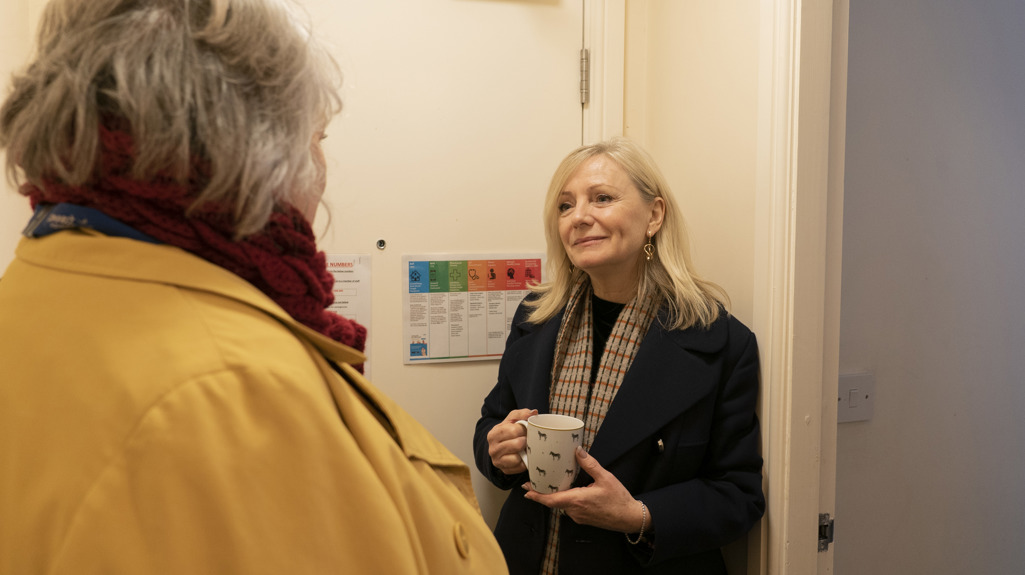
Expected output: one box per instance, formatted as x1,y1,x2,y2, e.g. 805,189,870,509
640,326,765,565
473,300,536,491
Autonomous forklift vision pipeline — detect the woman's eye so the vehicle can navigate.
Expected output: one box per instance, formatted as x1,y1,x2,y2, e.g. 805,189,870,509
558,202,572,213
595,194,612,203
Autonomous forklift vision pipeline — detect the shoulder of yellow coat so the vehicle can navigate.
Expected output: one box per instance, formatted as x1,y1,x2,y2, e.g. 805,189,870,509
16,232,464,468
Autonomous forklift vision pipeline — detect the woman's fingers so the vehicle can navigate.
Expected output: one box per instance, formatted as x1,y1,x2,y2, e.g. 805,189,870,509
574,445,607,480
503,408,537,424
489,434,527,472
487,408,537,473
522,448,641,532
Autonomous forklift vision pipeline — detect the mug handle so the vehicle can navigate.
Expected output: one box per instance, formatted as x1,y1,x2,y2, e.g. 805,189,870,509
515,419,530,467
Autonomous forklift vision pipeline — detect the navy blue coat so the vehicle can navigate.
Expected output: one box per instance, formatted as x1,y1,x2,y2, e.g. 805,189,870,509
473,300,765,574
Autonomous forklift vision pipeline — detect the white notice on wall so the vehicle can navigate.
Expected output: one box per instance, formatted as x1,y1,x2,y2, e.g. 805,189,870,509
326,252,372,340
403,253,543,364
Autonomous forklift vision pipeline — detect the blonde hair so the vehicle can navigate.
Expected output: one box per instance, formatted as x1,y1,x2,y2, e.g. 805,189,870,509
0,0,341,238
527,137,728,330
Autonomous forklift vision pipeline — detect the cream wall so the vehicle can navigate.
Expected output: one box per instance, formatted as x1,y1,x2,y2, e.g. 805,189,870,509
624,2,758,325
837,1,1025,573
0,1,39,270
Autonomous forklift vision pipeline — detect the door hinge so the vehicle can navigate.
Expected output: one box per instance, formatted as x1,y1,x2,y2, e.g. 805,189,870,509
579,48,590,105
818,513,835,552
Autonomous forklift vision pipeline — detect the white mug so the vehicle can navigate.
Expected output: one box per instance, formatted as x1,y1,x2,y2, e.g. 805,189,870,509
516,414,585,494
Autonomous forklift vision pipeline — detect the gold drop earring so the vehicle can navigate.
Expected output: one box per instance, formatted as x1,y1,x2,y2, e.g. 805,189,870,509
643,231,655,261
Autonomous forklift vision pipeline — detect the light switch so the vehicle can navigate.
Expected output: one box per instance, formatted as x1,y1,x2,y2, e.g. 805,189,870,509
838,372,874,423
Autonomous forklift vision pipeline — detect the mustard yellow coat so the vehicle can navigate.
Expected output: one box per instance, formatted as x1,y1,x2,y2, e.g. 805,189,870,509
0,230,507,575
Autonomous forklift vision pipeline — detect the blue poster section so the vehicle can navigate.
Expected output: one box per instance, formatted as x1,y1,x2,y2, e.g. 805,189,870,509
408,260,429,293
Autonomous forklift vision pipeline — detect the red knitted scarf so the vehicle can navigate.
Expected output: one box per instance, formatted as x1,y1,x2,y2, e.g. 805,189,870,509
24,124,367,368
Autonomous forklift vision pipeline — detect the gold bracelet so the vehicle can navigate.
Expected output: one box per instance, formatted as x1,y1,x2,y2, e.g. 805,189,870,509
624,501,647,545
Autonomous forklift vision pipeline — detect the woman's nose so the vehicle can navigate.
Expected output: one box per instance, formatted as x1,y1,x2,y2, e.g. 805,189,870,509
569,203,592,225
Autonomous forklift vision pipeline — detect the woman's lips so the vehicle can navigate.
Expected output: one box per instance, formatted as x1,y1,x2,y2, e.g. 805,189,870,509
574,236,605,246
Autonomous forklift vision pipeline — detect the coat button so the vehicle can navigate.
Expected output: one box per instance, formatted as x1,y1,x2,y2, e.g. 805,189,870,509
657,438,665,453
453,522,470,558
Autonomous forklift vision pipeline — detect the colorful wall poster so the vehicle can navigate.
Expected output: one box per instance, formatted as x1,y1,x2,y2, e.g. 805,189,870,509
403,254,543,363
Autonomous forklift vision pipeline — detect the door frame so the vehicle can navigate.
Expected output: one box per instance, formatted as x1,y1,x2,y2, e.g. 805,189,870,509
582,0,625,145
755,1,847,573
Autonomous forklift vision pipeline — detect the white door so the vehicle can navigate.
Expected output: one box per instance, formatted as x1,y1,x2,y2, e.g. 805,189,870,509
302,0,586,525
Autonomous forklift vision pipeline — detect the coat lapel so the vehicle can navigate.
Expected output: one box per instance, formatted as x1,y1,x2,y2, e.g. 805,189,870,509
587,312,729,467
501,305,732,469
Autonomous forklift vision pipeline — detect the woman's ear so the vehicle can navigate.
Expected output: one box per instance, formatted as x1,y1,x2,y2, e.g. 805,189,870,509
648,197,666,234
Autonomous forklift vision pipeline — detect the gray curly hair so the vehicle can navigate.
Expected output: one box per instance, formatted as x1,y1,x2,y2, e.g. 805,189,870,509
0,0,341,237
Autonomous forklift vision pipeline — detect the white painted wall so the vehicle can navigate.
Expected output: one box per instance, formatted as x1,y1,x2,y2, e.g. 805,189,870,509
0,1,39,270
305,0,583,528
838,1,1025,572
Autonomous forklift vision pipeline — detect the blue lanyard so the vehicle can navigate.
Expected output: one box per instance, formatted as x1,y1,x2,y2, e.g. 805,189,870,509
23,203,161,244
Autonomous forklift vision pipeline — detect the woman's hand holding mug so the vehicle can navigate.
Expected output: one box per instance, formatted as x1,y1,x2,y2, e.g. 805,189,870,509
487,408,537,475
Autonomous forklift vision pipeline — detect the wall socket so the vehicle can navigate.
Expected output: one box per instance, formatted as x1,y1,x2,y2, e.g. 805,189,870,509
838,372,874,423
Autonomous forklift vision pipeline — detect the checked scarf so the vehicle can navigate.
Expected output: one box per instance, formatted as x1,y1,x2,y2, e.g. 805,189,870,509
540,276,660,574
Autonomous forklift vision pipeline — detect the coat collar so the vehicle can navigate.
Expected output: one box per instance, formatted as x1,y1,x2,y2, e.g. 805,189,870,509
18,228,366,362
508,305,730,468
14,231,366,367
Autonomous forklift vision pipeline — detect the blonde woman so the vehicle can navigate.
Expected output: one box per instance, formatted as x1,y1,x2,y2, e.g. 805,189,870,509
0,1,506,573
474,137,764,575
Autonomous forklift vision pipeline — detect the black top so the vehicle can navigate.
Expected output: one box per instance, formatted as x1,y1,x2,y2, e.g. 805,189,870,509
590,292,626,385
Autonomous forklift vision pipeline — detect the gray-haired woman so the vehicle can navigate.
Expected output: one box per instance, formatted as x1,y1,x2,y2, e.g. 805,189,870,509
0,1,506,572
